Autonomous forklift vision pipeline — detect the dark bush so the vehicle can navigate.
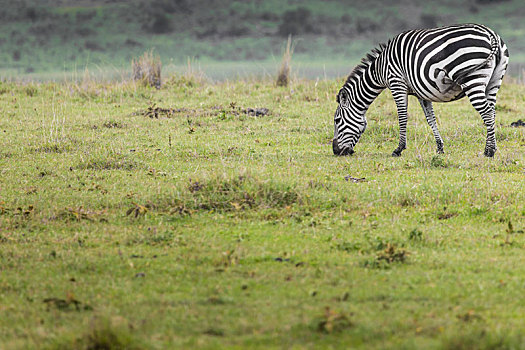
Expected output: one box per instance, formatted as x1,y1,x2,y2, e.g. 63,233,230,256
26,7,37,21
420,14,439,28
356,18,379,33
195,26,218,39
476,0,510,3
278,7,315,36
223,23,250,37
260,11,279,21
150,13,173,34
137,0,191,33
76,27,95,37
84,40,105,52
124,38,142,47
340,14,351,23
0,1,52,21
12,50,21,61
28,22,57,37
76,9,97,22
150,0,191,13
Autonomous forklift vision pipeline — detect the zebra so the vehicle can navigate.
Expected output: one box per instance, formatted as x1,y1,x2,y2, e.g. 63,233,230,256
332,23,509,157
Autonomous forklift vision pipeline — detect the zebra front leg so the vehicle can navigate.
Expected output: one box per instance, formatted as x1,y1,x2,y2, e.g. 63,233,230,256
462,84,497,157
391,86,409,157
418,99,444,154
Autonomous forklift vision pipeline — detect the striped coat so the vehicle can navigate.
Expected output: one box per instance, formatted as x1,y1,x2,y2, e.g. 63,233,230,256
333,24,509,157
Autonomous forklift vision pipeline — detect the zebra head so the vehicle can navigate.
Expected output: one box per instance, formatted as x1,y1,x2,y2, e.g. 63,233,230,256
333,87,367,156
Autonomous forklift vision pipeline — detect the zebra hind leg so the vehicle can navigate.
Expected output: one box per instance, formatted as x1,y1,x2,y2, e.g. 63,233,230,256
462,84,497,157
418,99,444,154
391,86,409,157
486,39,509,108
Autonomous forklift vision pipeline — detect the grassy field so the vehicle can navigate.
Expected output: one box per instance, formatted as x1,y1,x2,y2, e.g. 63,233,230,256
0,73,524,349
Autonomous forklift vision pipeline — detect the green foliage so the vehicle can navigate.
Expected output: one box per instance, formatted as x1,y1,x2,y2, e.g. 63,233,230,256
0,0,524,76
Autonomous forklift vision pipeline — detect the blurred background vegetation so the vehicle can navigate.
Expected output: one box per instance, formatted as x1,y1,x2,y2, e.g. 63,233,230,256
0,0,523,81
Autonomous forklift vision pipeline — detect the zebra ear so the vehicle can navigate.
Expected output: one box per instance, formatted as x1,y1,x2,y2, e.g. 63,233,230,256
338,89,349,106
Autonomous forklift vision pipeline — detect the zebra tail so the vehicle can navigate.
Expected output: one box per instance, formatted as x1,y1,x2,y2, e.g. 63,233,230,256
452,26,499,85
442,26,499,94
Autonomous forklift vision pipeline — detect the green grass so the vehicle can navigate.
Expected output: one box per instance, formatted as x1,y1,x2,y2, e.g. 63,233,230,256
0,75,524,349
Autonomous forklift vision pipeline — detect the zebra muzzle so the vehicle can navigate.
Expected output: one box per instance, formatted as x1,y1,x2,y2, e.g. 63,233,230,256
332,139,355,156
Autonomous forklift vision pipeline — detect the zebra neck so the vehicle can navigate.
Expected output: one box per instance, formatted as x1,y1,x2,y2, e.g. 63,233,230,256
344,79,384,113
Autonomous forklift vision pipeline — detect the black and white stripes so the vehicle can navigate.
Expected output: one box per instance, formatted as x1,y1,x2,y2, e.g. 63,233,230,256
333,23,509,157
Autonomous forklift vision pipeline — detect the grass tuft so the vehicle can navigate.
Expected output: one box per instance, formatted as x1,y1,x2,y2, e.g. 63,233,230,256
58,207,106,222
430,154,449,168
276,35,294,87
182,176,301,211
363,243,409,269
313,307,354,334
50,316,145,350
376,243,408,264
33,143,72,154
76,155,140,171
441,329,525,350
132,50,162,89
152,175,302,214
103,120,124,129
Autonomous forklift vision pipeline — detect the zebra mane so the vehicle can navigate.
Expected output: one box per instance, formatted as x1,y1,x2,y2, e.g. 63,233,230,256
345,43,387,83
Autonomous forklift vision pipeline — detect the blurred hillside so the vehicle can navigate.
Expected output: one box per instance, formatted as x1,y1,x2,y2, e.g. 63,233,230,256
0,0,523,80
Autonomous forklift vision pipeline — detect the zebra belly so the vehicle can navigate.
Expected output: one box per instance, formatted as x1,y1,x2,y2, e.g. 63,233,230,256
407,69,465,102
408,80,465,102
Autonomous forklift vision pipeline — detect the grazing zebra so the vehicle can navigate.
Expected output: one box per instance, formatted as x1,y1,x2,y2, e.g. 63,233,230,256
333,23,509,157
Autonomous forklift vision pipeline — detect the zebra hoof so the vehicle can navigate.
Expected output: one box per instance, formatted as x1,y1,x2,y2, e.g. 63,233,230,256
484,148,496,157
437,149,445,154
392,150,403,157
